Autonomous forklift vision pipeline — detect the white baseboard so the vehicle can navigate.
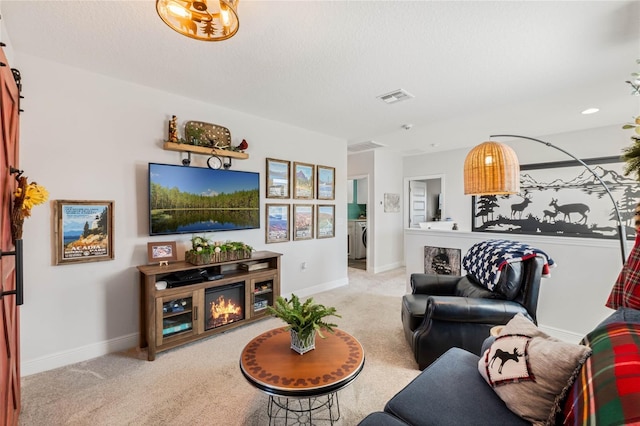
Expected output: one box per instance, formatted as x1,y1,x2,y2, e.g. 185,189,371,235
282,277,349,300
538,324,584,344
21,333,139,377
373,261,403,274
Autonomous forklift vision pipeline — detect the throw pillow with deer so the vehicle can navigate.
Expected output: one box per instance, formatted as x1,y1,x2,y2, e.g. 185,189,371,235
478,314,591,425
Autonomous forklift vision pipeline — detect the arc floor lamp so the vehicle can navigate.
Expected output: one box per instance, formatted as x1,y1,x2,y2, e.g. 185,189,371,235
464,134,628,266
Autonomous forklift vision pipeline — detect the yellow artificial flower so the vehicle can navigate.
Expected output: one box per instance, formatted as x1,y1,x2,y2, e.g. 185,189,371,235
15,182,49,211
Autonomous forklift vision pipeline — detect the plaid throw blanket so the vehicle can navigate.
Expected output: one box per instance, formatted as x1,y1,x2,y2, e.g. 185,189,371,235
606,233,640,310
561,322,640,425
462,239,555,291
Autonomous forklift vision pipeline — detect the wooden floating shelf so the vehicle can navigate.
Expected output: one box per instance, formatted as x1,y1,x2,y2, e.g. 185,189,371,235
163,142,249,160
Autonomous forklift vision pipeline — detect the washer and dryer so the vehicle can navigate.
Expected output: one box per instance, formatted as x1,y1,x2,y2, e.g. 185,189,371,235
353,221,367,260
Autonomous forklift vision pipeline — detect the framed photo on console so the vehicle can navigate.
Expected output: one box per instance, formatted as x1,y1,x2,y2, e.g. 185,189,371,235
54,200,114,265
147,241,177,264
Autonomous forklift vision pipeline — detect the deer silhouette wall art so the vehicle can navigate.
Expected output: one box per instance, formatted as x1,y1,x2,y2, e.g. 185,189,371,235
549,198,589,224
510,194,532,220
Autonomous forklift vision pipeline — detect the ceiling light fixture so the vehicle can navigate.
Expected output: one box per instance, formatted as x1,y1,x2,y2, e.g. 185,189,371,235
581,108,600,115
156,0,240,42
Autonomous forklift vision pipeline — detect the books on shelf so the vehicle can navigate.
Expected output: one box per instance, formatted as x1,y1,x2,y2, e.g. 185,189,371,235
163,321,192,336
239,261,270,271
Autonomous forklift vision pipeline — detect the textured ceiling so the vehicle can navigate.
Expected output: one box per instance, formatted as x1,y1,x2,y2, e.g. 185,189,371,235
1,0,639,155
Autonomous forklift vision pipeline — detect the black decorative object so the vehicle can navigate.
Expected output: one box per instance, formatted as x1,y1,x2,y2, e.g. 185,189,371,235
472,154,635,254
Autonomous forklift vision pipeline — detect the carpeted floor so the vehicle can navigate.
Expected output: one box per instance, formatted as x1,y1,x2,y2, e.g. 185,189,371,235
19,267,419,425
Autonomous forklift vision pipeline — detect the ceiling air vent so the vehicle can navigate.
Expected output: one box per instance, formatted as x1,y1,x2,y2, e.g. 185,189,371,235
377,89,415,104
348,141,385,153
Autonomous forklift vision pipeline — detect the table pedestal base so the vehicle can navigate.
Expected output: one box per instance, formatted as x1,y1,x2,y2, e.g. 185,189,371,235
267,393,341,425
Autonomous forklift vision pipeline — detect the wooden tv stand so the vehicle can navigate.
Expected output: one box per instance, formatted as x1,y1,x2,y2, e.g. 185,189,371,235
137,250,281,361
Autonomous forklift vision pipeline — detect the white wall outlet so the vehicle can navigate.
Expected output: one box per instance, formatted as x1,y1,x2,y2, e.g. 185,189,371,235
301,262,308,270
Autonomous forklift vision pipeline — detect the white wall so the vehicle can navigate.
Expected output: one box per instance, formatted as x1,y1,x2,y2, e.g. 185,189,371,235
15,53,348,375
403,124,637,341
348,149,404,273
373,149,404,272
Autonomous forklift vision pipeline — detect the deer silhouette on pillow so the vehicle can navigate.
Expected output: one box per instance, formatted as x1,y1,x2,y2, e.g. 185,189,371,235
490,347,524,374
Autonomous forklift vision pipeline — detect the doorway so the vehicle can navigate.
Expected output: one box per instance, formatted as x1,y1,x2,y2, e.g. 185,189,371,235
405,175,444,228
347,175,368,271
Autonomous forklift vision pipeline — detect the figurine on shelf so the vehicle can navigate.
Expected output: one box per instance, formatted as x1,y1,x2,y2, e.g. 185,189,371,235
168,115,178,143
232,139,248,152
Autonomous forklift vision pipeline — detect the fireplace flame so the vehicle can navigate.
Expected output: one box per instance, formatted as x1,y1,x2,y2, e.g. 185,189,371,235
210,295,242,326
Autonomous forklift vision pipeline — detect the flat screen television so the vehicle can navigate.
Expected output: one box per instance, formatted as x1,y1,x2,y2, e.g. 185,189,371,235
148,163,260,236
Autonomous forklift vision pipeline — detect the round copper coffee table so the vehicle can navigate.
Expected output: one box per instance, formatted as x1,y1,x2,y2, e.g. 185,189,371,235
240,327,365,424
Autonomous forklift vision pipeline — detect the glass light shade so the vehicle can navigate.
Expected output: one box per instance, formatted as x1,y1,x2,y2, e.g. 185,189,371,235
156,0,239,41
464,141,520,195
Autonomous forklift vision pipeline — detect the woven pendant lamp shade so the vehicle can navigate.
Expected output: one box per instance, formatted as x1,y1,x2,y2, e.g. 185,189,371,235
464,141,520,195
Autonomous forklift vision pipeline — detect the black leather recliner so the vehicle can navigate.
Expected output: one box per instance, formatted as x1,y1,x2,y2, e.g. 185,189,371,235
401,256,544,370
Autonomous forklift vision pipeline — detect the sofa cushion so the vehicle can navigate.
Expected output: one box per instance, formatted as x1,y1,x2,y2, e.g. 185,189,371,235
357,412,410,426
385,347,528,425
455,276,503,299
478,314,591,425
560,321,640,425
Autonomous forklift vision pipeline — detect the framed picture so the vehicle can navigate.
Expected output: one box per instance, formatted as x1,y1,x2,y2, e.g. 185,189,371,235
293,204,314,240
266,158,290,198
316,165,335,200
384,193,400,212
266,204,290,243
54,200,114,265
147,241,177,264
424,246,461,276
317,204,335,238
293,162,315,199
471,156,638,240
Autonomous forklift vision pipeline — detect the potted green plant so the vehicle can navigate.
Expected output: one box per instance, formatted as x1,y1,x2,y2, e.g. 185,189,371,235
267,294,341,354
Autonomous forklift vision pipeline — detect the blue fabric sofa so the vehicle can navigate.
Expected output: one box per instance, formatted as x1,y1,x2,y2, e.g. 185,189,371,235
358,308,640,426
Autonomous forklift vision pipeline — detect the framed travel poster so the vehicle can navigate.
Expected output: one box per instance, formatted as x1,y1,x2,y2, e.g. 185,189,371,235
293,204,314,240
266,158,290,198
266,204,290,243
293,162,314,199
54,200,114,265
317,204,335,238
317,165,335,200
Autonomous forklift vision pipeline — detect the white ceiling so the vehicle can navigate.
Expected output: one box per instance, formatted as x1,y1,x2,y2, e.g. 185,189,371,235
2,0,639,155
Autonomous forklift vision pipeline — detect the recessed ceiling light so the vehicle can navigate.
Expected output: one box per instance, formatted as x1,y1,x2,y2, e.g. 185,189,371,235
581,108,600,115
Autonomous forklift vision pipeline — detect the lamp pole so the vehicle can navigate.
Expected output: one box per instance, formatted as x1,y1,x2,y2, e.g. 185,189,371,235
491,134,628,266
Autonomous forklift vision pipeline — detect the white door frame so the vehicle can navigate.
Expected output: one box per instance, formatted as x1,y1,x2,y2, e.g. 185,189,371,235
347,174,369,271
403,174,445,229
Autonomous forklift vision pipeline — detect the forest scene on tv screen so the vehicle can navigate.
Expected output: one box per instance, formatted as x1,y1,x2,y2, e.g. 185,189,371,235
149,163,260,235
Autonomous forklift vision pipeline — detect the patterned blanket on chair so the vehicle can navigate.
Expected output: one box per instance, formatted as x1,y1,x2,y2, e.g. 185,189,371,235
462,239,554,292
561,322,640,425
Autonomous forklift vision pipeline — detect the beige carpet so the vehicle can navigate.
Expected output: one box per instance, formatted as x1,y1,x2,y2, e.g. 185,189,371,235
19,267,420,425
